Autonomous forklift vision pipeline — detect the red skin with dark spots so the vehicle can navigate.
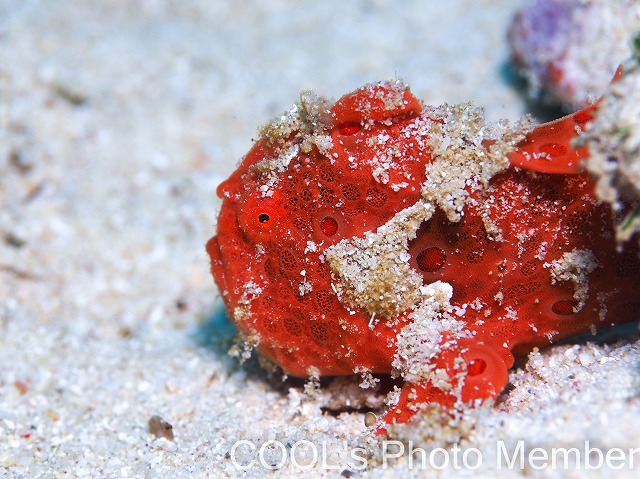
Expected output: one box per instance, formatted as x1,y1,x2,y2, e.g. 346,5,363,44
207,80,639,429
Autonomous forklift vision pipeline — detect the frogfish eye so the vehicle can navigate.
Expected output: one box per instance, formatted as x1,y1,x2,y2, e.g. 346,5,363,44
237,193,288,243
337,123,361,136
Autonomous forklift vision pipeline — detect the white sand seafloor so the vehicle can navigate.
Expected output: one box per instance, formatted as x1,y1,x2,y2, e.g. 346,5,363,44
1,1,639,478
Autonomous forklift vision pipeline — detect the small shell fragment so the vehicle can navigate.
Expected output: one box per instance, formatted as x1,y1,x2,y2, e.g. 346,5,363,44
148,415,174,441
364,411,377,427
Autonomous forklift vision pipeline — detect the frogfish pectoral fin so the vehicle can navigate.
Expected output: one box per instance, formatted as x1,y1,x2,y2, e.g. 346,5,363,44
373,340,511,435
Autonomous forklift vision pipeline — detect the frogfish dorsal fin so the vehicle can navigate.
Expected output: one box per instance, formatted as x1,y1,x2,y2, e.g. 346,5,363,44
508,64,623,175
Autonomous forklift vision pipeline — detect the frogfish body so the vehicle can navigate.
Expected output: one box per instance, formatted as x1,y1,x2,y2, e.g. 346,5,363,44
207,80,639,429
